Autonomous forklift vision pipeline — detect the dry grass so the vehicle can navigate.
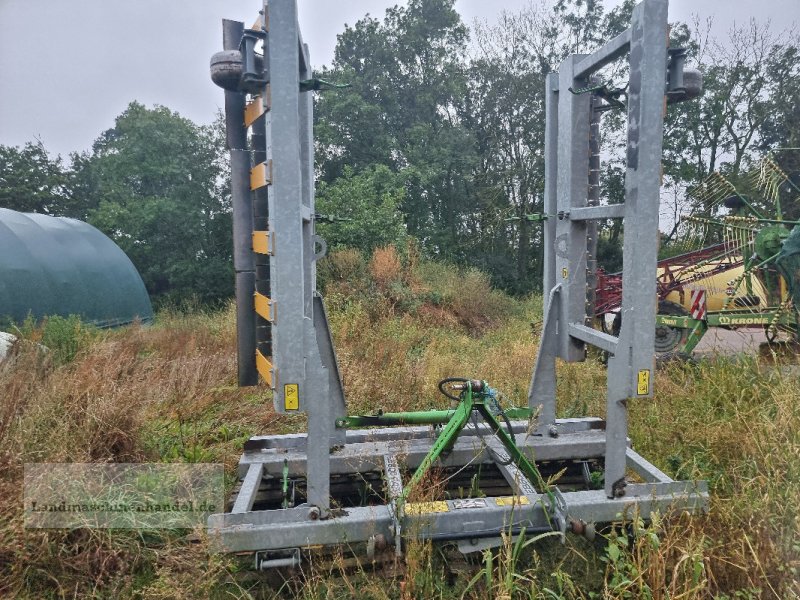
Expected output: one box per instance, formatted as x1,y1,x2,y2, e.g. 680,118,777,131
0,247,798,598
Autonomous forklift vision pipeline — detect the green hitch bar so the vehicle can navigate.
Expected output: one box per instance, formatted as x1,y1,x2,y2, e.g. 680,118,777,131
337,410,455,428
399,397,474,504
336,406,534,429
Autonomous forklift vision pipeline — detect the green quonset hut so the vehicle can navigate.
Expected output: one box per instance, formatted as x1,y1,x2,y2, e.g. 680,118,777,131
0,208,153,327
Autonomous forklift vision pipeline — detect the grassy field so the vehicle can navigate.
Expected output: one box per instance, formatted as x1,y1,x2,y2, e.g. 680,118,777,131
0,246,798,599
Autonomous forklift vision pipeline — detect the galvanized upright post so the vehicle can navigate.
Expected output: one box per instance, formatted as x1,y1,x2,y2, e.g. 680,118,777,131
267,0,306,413
529,72,560,428
586,88,601,327
542,73,559,321
533,0,667,495
555,55,591,362
259,0,348,508
604,0,666,498
223,19,258,387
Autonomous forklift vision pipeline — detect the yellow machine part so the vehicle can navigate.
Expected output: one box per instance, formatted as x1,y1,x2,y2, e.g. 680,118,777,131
660,264,768,312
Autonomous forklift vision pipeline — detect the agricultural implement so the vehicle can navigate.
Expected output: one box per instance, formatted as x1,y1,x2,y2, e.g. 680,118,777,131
208,0,707,570
595,160,800,355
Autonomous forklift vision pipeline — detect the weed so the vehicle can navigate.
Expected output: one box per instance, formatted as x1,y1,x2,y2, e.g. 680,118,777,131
15,314,99,366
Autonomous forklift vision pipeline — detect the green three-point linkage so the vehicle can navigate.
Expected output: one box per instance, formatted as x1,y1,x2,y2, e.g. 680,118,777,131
397,381,554,511
398,392,473,505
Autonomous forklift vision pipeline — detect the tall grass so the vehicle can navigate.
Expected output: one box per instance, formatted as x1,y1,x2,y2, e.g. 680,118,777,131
0,246,797,598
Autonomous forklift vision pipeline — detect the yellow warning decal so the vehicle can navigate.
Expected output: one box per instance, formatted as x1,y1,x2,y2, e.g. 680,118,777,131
284,383,299,410
637,369,650,395
495,496,531,507
405,501,449,515
561,267,568,279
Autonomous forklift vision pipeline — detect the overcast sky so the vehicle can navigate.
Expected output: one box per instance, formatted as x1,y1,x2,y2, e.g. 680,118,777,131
0,0,797,159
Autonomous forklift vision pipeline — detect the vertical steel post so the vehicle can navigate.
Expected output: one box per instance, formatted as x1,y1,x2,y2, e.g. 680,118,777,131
299,36,333,509
542,73,559,318
267,0,307,412
604,0,666,498
586,87,601,327
299,42,315,319
555,55,590,362
532,0,667,496
223,19,258,387
529,72,560,426
262,0,343,509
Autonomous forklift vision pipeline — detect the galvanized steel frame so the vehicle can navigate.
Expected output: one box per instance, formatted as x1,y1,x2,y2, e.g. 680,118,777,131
534,0,669,498
210,0,708,559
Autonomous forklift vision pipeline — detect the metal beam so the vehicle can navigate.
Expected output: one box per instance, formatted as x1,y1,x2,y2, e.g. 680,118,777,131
488,439,539,497
568,204,626,220
266,0,306,410
555,54,591,362
542,73,559,303
231,463,264,513
528,286,560,427
238,428,610,479
208,480,708,553
626,448,672,483
568,323,618,354
574,30,632,78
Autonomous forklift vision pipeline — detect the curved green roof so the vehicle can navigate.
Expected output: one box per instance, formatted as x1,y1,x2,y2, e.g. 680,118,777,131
0,208,153,327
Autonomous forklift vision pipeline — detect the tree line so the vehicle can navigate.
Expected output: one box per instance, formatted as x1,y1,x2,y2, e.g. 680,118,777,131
1,0,797,305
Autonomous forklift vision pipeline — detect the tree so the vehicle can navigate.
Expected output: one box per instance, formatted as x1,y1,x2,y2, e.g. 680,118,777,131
0,142,68,214
314,0,477,261
760,43,800,220
69,102,232,305
463,0,635,291
315,165,407,253
465,7,555,291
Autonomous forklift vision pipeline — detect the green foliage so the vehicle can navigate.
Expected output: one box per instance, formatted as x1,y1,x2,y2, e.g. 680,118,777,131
462,529,563,599
0,106,233,308
315,165,407,252
69,103,232,306
0,142,68,214
16,314,97,365
315,0,480,266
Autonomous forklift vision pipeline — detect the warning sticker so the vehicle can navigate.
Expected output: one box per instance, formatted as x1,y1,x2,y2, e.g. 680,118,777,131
636,369,650,396
495,496,531,507
405,501,449,515
284,383,299,410
561,267,569,279
452,498,487,510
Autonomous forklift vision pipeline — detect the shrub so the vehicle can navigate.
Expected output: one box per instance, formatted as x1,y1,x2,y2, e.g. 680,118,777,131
16,314,98,365
369,245,403,290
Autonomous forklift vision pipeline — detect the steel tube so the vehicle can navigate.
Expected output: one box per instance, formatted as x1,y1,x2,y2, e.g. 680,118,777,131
223,19,257,386
340,407,536,428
